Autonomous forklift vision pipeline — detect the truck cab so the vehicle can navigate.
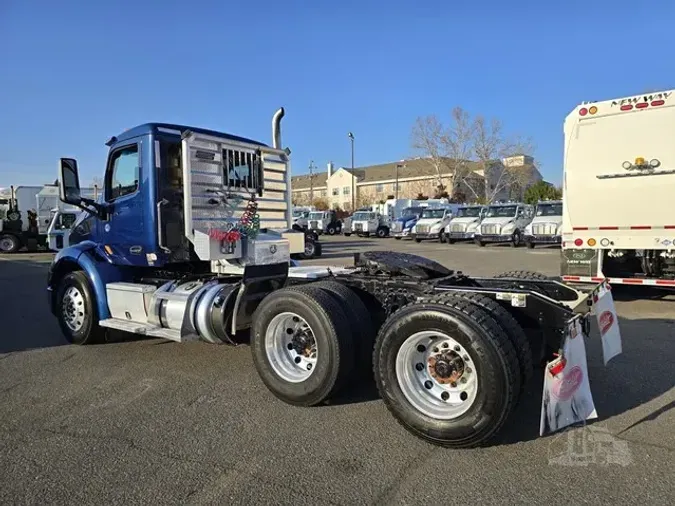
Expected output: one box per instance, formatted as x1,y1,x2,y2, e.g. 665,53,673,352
307,210,342,235
523,199,562,248
390,206,424,240
350,210,389,238
474,202,533,247
444,205,487,244
411,205,459,243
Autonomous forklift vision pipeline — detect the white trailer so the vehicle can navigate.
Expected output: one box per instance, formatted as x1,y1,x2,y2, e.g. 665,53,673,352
560,88,675,287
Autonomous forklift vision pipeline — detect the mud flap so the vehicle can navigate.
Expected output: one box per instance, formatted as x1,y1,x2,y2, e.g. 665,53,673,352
593,280,622,365
540,316,598,436
539,280,623,436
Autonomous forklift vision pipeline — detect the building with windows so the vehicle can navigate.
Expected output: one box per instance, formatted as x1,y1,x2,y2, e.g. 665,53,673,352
291,155,543,210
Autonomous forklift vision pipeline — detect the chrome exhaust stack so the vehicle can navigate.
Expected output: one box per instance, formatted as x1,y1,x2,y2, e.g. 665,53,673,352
272,107,285,150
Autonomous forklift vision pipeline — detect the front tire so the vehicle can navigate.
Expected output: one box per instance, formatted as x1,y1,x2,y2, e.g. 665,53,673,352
373,297,520,448
251,286,355,406
511,230,522,248
0,234,21,253
55,271,105,345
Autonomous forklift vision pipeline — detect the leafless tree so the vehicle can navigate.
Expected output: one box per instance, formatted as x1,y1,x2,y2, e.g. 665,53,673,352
443,107,483,201
410,115,453,190
471,115,535,203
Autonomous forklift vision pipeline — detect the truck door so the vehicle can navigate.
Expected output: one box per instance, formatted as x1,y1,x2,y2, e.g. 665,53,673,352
102,140,146,264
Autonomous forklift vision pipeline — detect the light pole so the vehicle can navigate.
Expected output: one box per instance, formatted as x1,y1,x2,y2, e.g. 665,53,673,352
348,132,355,211
395,161,405,200
308,160,316,203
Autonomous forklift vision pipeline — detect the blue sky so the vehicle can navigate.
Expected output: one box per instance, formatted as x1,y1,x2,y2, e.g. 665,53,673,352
1,0,673,188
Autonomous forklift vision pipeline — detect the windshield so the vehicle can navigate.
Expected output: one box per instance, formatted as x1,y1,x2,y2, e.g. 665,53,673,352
456,207,482,218
401,207,423,218
486,205,517,218
292,210,309,218
353,212,374,220
536,203,562,217
421,208,446,219
309,212,324,220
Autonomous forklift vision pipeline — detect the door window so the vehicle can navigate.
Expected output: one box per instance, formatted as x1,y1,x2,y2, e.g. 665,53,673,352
106,145,140,201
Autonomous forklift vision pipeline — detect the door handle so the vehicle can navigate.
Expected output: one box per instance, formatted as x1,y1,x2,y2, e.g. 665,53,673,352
157,199,171,253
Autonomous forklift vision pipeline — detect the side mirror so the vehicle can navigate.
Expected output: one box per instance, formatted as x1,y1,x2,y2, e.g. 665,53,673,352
59,158,82,205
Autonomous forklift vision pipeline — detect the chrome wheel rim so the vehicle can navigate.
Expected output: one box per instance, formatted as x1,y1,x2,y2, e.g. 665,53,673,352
396,331,478,420
265,312,318,383
62,286,86,332
0,237,15,252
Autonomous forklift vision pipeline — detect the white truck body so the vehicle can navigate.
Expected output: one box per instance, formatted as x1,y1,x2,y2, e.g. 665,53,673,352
474,202,534,247
524,200,563,248
560,89,675,286
412,204,461,242
444,205,487,242
351,210,389,237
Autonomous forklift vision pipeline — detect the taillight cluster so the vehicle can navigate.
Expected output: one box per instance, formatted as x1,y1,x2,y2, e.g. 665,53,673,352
579,106,598,116
619,99,665,111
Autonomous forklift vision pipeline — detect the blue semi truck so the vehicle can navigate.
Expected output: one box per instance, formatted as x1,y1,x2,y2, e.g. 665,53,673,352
47,107,614,448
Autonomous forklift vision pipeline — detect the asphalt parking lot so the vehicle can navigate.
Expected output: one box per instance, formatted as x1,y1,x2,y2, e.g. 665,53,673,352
1,236,674,504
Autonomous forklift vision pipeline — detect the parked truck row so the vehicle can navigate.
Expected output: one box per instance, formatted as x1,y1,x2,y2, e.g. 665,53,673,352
294,199,564,249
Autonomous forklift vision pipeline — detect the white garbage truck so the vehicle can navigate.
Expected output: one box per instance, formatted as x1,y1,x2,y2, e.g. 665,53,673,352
560,88,675,287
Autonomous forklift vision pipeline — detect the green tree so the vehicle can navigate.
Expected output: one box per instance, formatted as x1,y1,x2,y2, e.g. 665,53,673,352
523,181,562,205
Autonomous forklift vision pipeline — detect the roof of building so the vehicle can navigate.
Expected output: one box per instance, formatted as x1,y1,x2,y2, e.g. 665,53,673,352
292,157,490,190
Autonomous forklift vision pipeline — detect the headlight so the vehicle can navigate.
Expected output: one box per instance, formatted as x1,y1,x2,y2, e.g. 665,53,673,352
466,222,478,231
501,224,515,234
556,224,562,235
430,223,442,232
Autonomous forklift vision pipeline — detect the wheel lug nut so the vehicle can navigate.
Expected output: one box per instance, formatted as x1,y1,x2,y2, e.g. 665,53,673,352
466,367,472,374
460,377,467,384
442,342,448,348
294,357,301,364
441,391,449,401
463,355,470,362
450,382,457,388
417,344,426,353
287,343,293,350
306,364,312,371
424,380,433,389
415,363,424,371
433,347,439,353
460,391,468,401
454,345,460,352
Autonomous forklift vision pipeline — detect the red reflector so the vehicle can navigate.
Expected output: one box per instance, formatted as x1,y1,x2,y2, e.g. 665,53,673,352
620,105,633,111
579,108,588,116
548,356,567,376
574,238,583,246
636,102,648,109
651,100,665,106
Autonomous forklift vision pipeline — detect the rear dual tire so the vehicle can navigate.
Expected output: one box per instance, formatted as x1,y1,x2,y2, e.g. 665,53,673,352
251,284,371,406
373,294,524,448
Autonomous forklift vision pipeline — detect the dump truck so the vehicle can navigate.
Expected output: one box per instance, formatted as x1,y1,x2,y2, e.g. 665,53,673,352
561,89,675,287
47,108,621,448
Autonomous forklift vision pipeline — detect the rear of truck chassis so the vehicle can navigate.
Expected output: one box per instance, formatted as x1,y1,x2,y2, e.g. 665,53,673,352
46,108,603,449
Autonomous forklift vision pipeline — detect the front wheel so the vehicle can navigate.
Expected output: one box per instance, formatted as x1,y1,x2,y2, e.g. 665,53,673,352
55,271,105,345
327,226,336,235
373,297,520,448
376,227,388,238
0,234,21,254
344,232,351,237
511,230,522,248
